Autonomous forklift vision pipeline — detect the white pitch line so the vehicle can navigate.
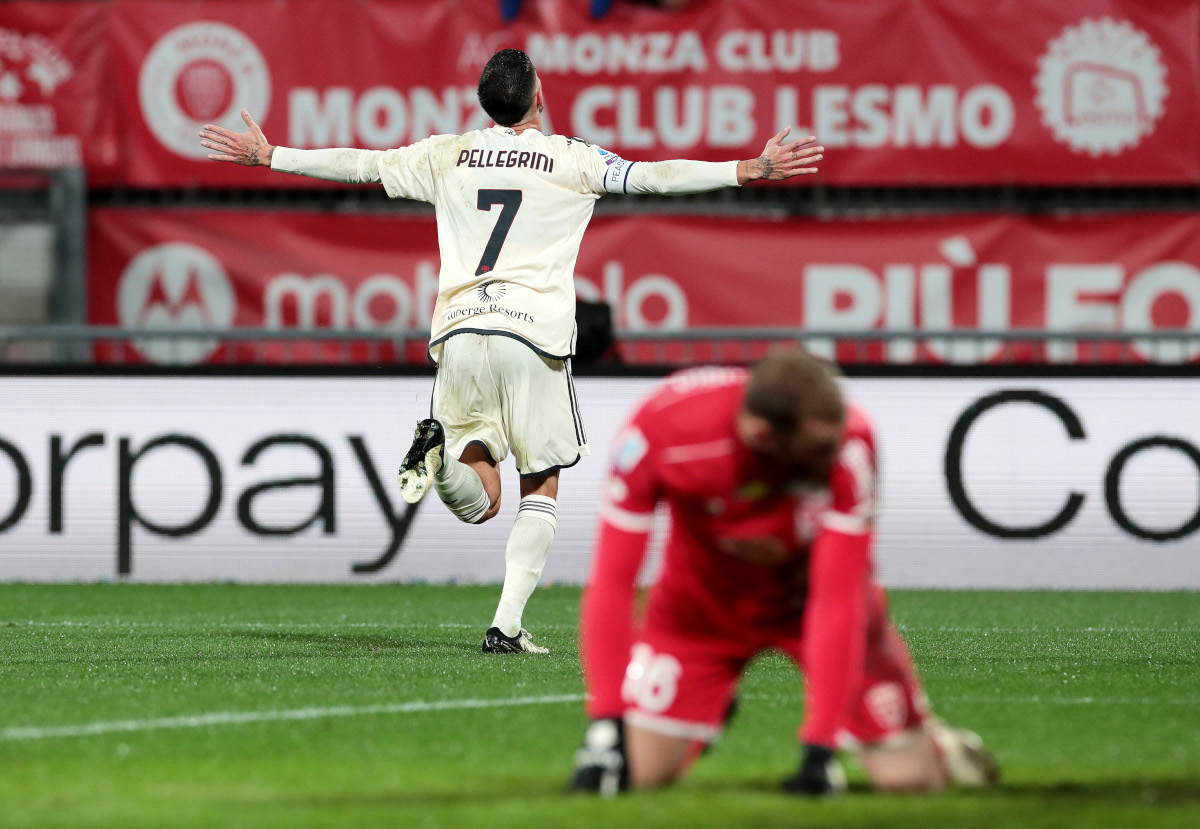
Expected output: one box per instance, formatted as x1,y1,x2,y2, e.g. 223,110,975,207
8,621,579,631
1,693,585,743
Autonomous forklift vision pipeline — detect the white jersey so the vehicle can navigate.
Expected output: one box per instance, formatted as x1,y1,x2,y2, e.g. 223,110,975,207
272,129,738,360
381,127,626,360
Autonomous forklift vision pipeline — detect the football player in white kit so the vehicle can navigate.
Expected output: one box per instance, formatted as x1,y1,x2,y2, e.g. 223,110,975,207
200,49,823,654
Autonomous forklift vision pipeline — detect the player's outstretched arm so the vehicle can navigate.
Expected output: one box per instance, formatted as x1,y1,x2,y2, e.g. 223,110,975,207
199,109,385,185
612,128,822,196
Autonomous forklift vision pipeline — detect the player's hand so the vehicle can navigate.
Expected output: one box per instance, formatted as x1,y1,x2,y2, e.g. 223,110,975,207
739,128,822,183
567,718,628,796
199,109,274,167
781,743,848,796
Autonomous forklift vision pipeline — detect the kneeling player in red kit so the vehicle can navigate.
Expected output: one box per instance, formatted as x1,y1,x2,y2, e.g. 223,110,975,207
569,350,998,795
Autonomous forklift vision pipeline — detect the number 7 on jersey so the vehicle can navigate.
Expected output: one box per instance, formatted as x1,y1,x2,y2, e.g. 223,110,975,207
476,189,522,276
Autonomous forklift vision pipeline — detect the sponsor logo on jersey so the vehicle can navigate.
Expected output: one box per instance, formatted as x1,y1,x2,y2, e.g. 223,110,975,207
1034,18,1167,157
138,22,271,159
117,242,235,364
477,280,507,302
594,146,620,166
444,304,534,325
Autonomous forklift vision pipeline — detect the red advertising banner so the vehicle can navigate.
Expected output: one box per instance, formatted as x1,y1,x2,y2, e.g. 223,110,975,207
0,3,121,180
89,208,1200,364
104,0,1200,187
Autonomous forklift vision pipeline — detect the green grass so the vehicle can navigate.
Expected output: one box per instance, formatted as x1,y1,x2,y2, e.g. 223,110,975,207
1,585,1197,828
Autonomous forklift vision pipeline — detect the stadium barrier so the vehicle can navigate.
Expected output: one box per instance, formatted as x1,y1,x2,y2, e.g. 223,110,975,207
1,367,1198,590
3,326,1200,367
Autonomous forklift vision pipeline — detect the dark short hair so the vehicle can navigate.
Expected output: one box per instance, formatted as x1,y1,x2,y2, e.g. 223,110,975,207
477,49,537,126
744,348,845,434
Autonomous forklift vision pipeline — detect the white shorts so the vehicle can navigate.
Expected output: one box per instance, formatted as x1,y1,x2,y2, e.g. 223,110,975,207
432,332,589,477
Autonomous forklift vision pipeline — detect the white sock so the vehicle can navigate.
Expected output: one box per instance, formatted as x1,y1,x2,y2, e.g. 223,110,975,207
491,495,557,637
434,456,489,524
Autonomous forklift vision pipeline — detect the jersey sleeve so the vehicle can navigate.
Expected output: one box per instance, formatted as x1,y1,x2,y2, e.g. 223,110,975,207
575,141,740,196
580,413,662,719
375,135,453,203
798,431,878,747
573,140,637,196
270,146,387,184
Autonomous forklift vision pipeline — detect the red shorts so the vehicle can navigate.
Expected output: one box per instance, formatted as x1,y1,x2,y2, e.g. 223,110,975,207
621,587,929,745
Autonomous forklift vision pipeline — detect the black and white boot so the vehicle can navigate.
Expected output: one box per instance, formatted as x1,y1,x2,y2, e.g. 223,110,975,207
481,626,549,654
397,419,446,505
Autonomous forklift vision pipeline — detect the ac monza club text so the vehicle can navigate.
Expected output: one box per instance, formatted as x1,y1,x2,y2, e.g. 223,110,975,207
286,81,1012,154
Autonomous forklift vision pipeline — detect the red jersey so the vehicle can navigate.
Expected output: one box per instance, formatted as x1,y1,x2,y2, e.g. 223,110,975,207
581,367,878,747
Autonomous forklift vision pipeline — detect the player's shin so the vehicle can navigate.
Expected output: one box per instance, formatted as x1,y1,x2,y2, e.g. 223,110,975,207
434,456,490,523
491,495,556,636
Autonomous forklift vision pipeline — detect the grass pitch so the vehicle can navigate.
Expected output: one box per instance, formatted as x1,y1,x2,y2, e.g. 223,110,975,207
1,585,1197,828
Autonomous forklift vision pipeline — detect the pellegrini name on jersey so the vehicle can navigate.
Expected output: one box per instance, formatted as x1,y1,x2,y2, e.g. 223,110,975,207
455,148,555,172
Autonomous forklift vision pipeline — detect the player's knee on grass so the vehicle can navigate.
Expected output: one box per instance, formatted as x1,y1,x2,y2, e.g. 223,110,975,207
625,722,695,789
855,730,949,793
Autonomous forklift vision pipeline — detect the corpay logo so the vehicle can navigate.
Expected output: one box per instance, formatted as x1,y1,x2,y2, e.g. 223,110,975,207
1034,18,1167,156
117,243,235,364
138,21,271,158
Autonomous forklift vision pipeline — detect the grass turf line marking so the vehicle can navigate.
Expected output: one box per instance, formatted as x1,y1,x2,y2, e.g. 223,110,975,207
7,621,579,631
1,693,585,742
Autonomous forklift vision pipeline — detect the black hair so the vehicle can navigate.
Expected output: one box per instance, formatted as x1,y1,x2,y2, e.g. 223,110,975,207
477,49,537,126
744,348,845,434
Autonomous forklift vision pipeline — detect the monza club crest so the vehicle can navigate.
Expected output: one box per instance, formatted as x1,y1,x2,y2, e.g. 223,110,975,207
1034,18,1167,157
138,21,271,158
